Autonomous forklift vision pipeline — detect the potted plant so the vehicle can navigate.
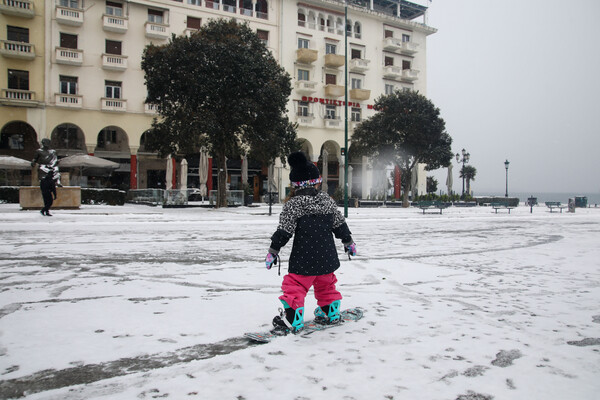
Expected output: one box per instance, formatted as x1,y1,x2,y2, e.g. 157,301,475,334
243,184,254,206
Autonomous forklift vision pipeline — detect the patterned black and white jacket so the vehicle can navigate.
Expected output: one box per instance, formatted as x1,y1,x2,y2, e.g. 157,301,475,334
269,187,353,276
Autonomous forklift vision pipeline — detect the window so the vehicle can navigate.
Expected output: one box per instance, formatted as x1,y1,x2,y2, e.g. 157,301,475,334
351,78,362,90
298,38,309,49
385,84,395,95
402,60,411,70
351,49,362,59
354,22,361,39
105,40,121,55
385,56,394,66
346,21,352,37
325,105,336,119
60,33,77,49
187,0,201,5
298,11,306,27
351,107,361,122
384,30,393,38
60,75,77,95
98,129,117,148
105,80,121,98
8,69,29,90
298,69,309,81
187,16,201,30
402,34,411,42
60,0,80,8
325,43,337,55
106,1,123,17
7,26,29,43
319,17,325,31
298,101,309,117
148,9,164,24
257,30,269,46
325,74,337,85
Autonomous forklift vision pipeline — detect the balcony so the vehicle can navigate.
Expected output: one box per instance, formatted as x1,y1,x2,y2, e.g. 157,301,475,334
383,65,403,79
349,58,370,72
1,40,35,60
324,54,345,68
240,7,252,17
101,98,127,112
55,93,82,109
144,103,158,114
296,48,318,64
102,54,128,71
0,0,34,18
145,22,169,40
56,5,83,26
324,84,344,98
222,4,236,13
401,69,419,82
205,1,219,10
56,47,83,65
324,116,342,129
349,89,371,101
296,113,314,127
295,80,317,95
103,14,128,34
1,88,37,107
382,37,401,51
399,41,419,55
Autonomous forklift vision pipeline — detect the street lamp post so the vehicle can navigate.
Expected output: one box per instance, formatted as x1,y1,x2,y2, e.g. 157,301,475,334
343,0,349,218
504,159,510,197
455,148,470,196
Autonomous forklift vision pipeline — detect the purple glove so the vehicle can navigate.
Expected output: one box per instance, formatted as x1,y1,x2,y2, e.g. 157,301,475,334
265,253,278,270
344,243,357,256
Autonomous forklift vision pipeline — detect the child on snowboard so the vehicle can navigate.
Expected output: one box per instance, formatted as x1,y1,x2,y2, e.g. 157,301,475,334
265,151,357,334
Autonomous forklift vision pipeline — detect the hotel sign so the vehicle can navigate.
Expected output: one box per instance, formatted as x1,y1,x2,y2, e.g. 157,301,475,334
300,96,374,109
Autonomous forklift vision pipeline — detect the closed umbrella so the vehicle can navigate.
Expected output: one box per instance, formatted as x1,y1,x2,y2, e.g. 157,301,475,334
241,155,248,188
198,150,209,198
166,154,173,190
446,163,453,196
180,159,188,191
411,167,417,199
322,150,328,193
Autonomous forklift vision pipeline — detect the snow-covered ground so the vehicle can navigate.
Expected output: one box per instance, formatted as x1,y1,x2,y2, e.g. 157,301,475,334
0,203,599,400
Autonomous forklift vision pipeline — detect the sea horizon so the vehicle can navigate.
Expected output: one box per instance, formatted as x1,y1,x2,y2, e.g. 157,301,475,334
474,191,600,205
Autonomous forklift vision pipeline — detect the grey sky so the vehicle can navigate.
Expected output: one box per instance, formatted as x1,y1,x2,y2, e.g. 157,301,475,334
424,0,600,194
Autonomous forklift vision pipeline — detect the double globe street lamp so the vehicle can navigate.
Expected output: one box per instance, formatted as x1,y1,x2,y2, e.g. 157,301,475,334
456,148,470,196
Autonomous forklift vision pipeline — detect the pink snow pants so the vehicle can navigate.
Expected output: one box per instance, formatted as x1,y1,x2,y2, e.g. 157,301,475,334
279,272,342,310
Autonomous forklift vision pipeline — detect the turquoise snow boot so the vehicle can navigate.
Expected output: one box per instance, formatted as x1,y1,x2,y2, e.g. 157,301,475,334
272,300,304,334
314,300,341,324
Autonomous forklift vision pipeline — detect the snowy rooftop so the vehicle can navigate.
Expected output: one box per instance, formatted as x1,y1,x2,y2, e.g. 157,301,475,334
0,203,598,399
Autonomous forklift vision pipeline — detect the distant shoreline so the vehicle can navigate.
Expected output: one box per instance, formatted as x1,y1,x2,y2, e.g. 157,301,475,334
476,192,600,205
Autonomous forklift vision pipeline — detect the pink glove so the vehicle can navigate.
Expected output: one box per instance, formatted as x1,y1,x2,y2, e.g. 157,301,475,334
344,243,357,256
265,253,278,270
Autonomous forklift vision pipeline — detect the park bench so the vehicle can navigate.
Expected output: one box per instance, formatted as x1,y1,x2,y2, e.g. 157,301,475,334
418,200,448,214
491,202,514,214
545,201,567,213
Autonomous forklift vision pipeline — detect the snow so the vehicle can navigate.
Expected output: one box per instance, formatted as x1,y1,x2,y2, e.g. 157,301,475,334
0,203,599,400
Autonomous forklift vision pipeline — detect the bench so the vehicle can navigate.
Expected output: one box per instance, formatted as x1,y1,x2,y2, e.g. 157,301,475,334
545,201,567,213
418,200,448,214
491,202,514,214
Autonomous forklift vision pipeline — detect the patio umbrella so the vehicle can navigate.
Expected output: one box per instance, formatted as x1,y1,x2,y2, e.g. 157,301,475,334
180,159,188,191
198,150,209,197
58,154,119,176
166,154,173,190
322,150,329,193
241,155,248,188
0,155,31,170
446,163,453,195
411,167,417,199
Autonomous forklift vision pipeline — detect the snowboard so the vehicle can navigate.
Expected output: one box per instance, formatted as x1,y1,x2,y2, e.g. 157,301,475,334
244,307,364,343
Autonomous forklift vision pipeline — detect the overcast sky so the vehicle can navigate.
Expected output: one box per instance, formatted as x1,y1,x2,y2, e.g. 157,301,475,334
424,0,600,194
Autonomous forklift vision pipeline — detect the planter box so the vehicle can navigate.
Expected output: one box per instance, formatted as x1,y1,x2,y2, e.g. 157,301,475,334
19,186,81,210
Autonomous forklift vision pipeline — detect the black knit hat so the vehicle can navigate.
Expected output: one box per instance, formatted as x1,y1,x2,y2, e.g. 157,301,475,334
288,152,322,188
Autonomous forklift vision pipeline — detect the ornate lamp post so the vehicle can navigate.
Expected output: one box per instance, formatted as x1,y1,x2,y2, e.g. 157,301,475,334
455,148,470,196
504,159,510,197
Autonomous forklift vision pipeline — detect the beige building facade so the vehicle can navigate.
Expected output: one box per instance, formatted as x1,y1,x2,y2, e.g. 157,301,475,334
1,0,434,199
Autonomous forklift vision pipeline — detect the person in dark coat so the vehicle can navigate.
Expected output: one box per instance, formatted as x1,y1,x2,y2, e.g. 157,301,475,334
31,138,60,216
265,151,357,334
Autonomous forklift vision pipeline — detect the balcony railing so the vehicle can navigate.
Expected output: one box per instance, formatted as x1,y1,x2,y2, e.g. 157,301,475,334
222,4,236,13
56,47,83,65
349,58,370,72
240,8,252,17
144,103,158,114
296,48,318,64
0,0,34,18
1,88,37,107
1,40,35,60
296,112,314,126
324,53,345,68
205,1,219,10
103,14,128,33
145,22,169,40
256,11,268,20
401,69,420,81
56,5,83,26
399,41,419,55
324,84,344,97
102,54,128,71
324,116,342,129
382,37,402,51
349,89,371,101
101,98,127,112
383,65,403,79
295,80,317,95
55,93,82,109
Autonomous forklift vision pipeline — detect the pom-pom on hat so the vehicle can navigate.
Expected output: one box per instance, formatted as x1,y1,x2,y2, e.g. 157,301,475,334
288,151,322,188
